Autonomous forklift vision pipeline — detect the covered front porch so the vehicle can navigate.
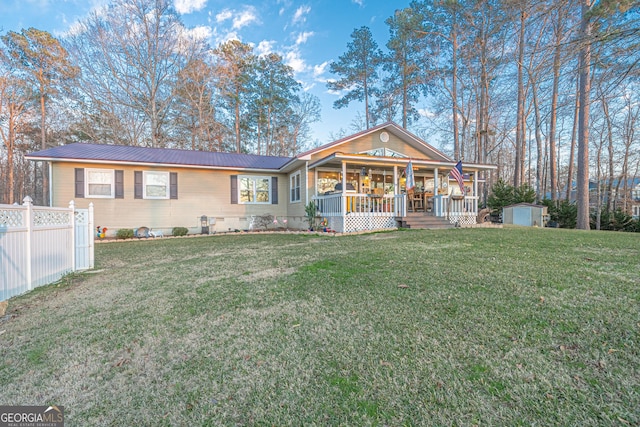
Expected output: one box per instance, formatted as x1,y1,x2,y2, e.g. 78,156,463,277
309,153,491,233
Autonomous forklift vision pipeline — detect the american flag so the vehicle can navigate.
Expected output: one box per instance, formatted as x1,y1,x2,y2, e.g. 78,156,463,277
450,161,465,194
405,160,415,190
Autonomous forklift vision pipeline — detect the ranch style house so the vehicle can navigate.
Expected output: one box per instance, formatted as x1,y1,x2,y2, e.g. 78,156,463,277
26,122,497,236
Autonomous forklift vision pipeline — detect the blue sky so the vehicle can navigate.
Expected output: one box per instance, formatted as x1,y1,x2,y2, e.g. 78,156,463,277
0,0,412,144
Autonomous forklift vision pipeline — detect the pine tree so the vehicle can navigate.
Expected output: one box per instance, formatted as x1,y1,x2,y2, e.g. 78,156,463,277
327,26,383,129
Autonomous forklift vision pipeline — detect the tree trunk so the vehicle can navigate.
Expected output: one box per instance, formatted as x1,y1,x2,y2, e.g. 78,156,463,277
566,76,580,201
548,10,563,202
600,92,614,211
576,0,592,230
514,11,526,188
532,82,543,203
451,14,460,160
40,92,49,206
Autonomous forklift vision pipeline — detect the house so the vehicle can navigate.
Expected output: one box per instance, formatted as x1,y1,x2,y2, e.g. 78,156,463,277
632,181,640,219
25,122,497,235
502,203,548,227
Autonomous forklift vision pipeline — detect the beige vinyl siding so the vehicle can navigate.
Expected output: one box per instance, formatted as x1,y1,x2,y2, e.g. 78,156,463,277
52,162,288,232
308,131,430,164
286,167,308,219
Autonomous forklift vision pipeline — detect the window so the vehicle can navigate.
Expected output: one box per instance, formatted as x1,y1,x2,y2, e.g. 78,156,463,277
86,169,114,198
143,171,170,199
317,170,340,194
633,205,640,219
134,171,177,199
239,176,271,204
290,172,301,202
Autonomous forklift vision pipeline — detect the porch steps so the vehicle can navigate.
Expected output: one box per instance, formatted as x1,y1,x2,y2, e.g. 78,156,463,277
398,213,454,230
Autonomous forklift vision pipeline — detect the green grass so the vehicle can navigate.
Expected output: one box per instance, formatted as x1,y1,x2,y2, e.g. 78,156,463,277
0,228,638,426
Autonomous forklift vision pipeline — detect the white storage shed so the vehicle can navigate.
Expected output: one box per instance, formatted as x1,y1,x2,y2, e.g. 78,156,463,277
502,203,548,227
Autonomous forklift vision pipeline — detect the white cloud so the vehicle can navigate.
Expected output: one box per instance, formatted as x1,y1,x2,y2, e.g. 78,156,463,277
313,61,329,79
185,25,212,42
211,26,242,46
256,40,276,57
301,81,315,92
216,9,233,23
214,7,259,37
232,7,259,29
285,49,307,73
174,0,207,14
295,31,314,45
219,31,241,43
292,5,311,24
352,0,364,6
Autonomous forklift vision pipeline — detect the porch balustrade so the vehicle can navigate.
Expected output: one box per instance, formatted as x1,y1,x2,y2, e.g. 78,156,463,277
314,193,407,218
312,193,479,231
433,195,479,225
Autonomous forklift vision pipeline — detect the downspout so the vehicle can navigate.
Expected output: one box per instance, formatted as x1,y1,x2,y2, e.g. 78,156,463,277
305,161,309,204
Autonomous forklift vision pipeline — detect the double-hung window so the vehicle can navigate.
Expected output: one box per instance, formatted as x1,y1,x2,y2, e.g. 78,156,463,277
134,171,177,199
86,168,114,198
290,172,301,203
239,176,271,204
143,171,170,199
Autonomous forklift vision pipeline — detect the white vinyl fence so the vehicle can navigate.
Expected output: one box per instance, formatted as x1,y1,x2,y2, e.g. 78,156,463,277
0,197,94,302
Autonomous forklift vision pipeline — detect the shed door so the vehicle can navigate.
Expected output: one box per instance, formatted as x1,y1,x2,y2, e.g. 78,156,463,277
513,207,532,226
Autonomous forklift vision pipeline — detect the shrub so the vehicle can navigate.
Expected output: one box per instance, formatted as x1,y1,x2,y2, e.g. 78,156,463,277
487,180,536,213
556,200,577,229
172,227,189,237
592,208,636,231
305,202,318,229
116,228,134,239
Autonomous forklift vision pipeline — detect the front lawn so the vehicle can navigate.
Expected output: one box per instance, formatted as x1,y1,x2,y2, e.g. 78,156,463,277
0,228,638,425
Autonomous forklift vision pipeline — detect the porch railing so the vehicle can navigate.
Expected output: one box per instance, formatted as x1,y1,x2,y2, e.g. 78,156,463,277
433,195,478,221
314,193,407,218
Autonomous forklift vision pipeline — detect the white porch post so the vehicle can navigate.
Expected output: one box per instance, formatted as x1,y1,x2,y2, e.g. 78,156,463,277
341,161,347,214
314,167,318,197
434,168,439,194
393,166,398,194
473,172,478,197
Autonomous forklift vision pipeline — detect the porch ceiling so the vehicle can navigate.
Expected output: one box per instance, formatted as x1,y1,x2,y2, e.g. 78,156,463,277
309,152,497,172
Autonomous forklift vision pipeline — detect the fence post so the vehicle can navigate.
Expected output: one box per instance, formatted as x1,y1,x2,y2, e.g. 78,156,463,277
23,196,33,291
69,200,76,272
88,203,94,269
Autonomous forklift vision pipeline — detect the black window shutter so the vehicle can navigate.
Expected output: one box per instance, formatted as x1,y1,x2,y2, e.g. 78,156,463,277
271,177,278,204
230,175,238,204
75,168,84,198
170,172,178,199
115,170,124,199
134,171,143,199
